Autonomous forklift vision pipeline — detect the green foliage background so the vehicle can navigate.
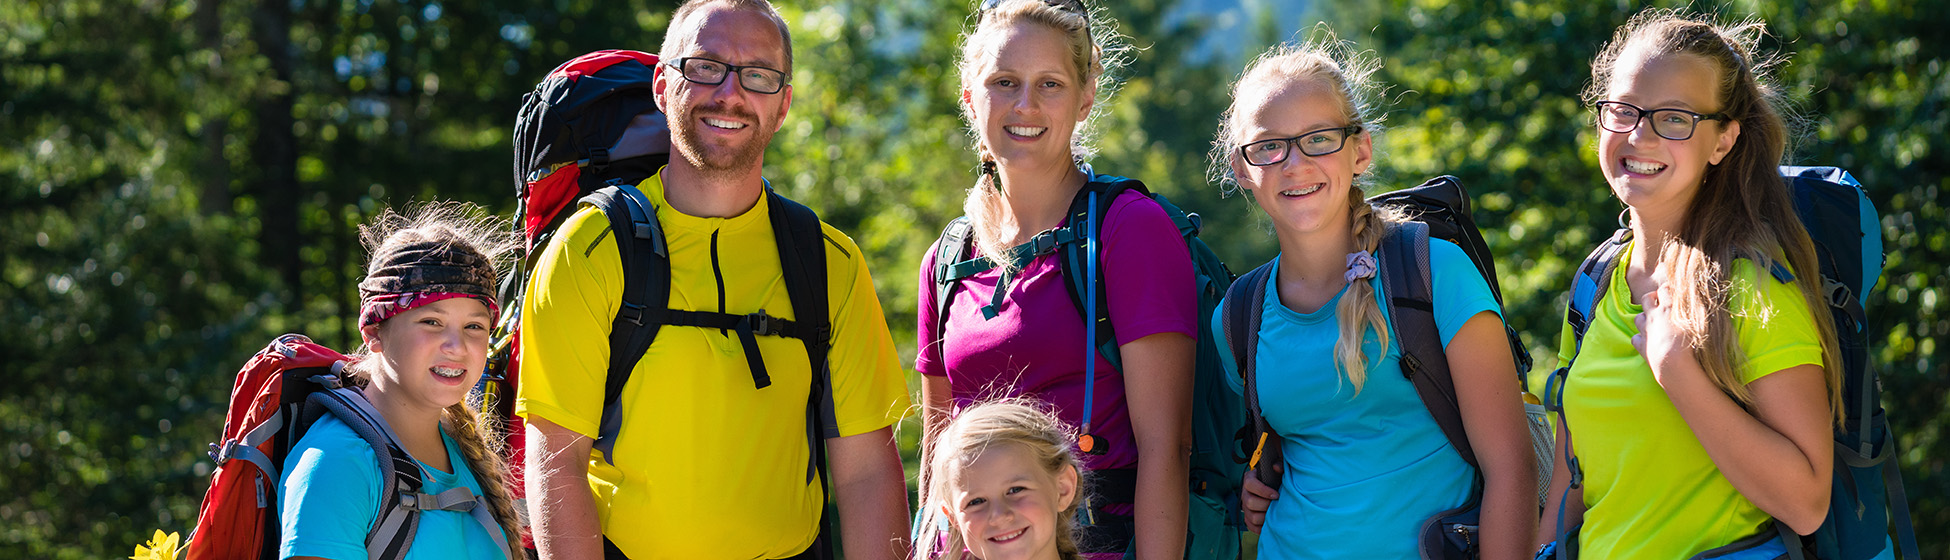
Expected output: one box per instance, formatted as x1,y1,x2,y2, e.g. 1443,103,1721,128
2,0,1942,557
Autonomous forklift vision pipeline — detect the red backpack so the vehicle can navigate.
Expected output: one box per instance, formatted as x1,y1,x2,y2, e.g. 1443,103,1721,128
187,334,508,559
485,49,670,546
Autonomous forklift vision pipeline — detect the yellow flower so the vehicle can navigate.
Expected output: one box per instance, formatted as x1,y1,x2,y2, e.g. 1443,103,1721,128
130,530,181,560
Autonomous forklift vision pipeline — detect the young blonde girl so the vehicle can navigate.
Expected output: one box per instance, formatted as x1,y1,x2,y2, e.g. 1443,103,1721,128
1211,30,1537,560
1539,9,1843,559
916,400,1087,560
278,203,524,560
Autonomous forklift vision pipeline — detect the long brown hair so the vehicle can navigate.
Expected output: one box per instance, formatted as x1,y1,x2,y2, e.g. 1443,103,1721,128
1212,28,1404,393
351,202,526,559
955,0,1126,273
1586,10,1843,422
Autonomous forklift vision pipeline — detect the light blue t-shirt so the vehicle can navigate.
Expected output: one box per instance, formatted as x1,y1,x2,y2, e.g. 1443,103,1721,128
278,414,508,560
1214,239,1500,560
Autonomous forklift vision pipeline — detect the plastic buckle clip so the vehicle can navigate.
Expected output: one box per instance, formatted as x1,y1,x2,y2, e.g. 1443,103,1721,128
619,302,647,327
1822,278,1853,309
746,310,782,337
1029,232,1060,256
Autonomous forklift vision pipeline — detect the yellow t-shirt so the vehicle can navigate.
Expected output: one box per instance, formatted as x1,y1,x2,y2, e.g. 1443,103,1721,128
515,170,910,559
1552,241,1824,559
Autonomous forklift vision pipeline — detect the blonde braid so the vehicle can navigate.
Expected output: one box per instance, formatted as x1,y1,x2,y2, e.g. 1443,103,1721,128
963,153,1019,274
443,402,526,560
1333,191,1400,395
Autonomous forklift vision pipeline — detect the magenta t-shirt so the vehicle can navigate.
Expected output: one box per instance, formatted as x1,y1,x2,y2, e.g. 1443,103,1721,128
916,188,1198,476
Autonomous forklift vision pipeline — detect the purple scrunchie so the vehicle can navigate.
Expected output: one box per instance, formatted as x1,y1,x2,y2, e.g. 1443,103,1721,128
1345,250,1377,283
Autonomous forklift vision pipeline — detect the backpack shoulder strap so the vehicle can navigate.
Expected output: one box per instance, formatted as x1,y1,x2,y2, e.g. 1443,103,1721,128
1056,176,1143,370
766,188,838,560
302,386,432,560
579,180,668,465
1222,262,1280,486
766,189,835,448
930,217,976,367
1376,221,1479,470
1544,227,1630,558
1563,228,1631,361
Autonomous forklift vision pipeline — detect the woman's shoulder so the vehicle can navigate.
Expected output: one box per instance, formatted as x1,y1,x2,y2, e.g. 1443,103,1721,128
1097,182,1177,237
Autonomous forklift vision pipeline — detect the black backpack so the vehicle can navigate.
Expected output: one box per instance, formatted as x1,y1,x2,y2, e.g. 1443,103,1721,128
489,49,839,559
1541,166,1919,560
929,172,1246,558
1220,175,1548,559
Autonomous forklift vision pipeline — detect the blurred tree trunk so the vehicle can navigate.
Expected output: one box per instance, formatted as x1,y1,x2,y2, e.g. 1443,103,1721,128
197,0,230,216
253,0,300,301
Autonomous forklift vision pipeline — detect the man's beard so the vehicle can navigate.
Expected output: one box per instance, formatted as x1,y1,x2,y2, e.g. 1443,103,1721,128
669,103,770,176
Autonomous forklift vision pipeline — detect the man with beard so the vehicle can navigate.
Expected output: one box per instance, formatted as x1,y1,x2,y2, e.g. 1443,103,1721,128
516,1,911,559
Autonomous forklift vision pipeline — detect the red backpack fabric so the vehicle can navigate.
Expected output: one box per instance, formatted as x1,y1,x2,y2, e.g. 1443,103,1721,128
187,334,349,559
187,334,508,559
488,49,669,547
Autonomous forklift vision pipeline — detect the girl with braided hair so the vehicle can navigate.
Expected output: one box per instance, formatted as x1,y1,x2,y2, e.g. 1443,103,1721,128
279,202,524,560
1210,29,1537,559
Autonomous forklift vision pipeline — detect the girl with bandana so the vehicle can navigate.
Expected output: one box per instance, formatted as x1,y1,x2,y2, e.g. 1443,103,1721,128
1209,31,1538,560
278,203,525,560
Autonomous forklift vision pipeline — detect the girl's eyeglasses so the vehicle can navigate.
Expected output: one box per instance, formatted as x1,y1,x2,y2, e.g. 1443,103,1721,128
1238,125,1363,167
1594,101,1729,141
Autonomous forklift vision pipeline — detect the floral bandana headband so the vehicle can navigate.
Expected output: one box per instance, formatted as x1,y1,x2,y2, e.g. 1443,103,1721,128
358,292,500,329
356,240,499,328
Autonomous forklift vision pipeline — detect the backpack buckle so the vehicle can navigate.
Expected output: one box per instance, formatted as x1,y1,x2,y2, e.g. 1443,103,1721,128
1030,231,1061,256
1822,278,1853,309
619,302,647,327
745,310,783,336
578,147,611,170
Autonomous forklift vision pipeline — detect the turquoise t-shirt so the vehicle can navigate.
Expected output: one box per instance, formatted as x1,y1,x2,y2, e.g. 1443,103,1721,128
1215,239,1501,560
278,414,508,560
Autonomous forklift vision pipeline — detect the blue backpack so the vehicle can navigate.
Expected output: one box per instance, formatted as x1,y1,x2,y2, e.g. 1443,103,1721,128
930,171,1244,558
1542,166,1919,560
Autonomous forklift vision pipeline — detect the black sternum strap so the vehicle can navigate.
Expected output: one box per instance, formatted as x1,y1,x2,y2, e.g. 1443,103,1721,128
644,307,826,389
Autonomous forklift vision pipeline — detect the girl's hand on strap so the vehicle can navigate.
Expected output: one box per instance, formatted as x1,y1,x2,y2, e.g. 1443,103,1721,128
1239,464,1280,533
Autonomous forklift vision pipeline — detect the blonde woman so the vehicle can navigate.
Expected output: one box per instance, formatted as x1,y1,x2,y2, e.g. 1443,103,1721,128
916,1,1195,557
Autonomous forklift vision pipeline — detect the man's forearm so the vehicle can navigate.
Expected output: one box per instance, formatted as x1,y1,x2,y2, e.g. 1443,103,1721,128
527,418,603,560
829,428,911,560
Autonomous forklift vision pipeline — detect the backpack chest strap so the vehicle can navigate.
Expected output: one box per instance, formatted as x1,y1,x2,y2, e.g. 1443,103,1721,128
940,226,1085,318
643,308,829,389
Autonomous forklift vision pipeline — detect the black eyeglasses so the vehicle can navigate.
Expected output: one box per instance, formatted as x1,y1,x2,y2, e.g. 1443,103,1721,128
979,0,1088,20
1238,125,1363,166
1593,101,1729,141
664,57,788,95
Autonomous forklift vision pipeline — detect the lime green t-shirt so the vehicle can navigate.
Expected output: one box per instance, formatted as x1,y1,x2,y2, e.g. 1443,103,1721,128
515,170,910,559
1551,241,1824,559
